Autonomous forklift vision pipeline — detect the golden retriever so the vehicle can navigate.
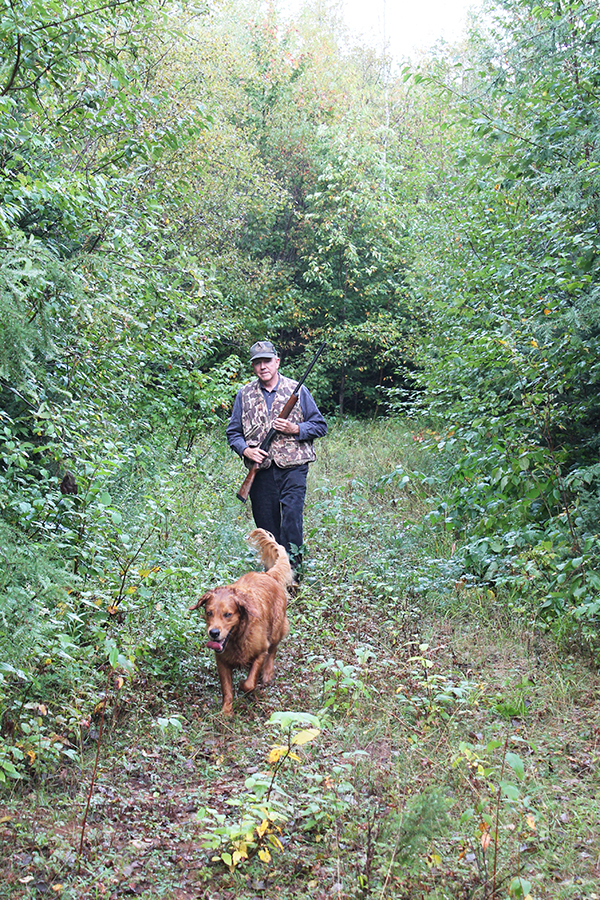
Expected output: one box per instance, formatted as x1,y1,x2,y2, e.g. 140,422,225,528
190,529,292,715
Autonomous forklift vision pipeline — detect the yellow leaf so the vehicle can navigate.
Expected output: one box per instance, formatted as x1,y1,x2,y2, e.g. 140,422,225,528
256,819,270,838
291,728,320,746
268,833,284,851
258,848,271,863
52,886,63,894
268,746,288,764
526,814,536,831
481,831,491,851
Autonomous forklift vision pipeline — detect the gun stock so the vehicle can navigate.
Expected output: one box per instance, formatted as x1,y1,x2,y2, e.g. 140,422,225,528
236,393,300,503
236,463,259,503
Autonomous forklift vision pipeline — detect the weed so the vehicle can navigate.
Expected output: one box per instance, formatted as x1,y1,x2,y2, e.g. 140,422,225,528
196,711,322,870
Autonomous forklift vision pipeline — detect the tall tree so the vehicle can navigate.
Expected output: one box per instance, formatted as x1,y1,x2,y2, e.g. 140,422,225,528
399,0,600,623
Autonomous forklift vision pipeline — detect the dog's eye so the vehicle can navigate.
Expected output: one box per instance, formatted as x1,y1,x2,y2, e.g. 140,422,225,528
206,610,213,618
223,612,232,619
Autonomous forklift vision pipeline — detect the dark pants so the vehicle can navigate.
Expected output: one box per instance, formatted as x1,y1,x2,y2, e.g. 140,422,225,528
249,463,308,569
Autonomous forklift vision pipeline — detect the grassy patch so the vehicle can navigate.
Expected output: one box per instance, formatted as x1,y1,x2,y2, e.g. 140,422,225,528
1,420,599,898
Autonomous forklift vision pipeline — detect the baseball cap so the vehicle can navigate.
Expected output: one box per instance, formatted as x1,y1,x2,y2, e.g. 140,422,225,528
250,340,278,361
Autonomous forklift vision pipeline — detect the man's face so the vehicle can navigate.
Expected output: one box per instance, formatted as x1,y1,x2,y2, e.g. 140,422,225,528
252,356,280,387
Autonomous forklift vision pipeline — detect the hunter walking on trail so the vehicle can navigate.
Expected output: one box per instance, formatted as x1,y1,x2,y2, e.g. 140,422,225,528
226,341,327,578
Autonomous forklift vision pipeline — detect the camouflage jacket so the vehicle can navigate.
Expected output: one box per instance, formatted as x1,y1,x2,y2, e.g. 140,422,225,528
240,375,317,468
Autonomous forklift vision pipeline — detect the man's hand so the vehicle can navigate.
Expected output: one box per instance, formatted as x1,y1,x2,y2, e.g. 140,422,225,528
273,418,300,435
243,446,269,464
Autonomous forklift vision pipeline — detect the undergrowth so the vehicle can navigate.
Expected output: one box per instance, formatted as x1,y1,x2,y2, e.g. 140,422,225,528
1,420,599,899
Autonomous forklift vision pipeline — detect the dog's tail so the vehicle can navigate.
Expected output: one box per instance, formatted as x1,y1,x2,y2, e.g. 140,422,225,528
247,528,293,588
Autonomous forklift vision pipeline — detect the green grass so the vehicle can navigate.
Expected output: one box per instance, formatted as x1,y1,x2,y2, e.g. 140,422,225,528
1,420,599,899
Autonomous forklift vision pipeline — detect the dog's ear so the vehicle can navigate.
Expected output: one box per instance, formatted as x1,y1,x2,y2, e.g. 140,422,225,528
231,587,259,618
189,592,212,612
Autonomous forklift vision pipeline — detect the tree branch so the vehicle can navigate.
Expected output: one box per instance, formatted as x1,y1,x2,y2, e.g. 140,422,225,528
1,34,21,96
30,0,141,36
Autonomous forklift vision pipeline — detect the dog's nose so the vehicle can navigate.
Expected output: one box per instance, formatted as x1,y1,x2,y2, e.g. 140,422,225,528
209,628,220,639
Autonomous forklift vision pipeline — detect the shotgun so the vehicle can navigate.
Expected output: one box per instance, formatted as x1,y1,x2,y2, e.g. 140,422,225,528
236,342,326,503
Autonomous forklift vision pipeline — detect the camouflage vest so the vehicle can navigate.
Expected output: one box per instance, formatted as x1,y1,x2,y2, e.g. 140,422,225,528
240,375,317,469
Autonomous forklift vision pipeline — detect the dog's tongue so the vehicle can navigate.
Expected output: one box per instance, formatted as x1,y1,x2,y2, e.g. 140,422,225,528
207,640,224,651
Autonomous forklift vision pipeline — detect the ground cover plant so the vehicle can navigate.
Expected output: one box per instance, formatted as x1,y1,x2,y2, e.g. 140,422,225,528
1,421,599,899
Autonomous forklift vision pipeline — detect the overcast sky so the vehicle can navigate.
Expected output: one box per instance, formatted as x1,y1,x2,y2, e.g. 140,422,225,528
282,0,475,59
348,0,474,57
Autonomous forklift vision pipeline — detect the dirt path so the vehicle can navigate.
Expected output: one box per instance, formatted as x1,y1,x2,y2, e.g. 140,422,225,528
2,584,600,899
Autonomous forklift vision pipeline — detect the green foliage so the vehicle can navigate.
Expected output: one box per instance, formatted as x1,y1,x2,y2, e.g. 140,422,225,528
0,0,232,446
381,789,449,873
186,2,417,415
395,643,482,726
0,4,251,786
0,426,241,784
315,654,372,717
393,0,600,640
288,134,414,415
454,737,536,897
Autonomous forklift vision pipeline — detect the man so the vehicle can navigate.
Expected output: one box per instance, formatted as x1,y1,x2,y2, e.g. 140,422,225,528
226,340,327,577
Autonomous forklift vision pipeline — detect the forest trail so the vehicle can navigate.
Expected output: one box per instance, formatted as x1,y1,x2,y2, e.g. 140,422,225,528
2,569,599,899
3,0,600,895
